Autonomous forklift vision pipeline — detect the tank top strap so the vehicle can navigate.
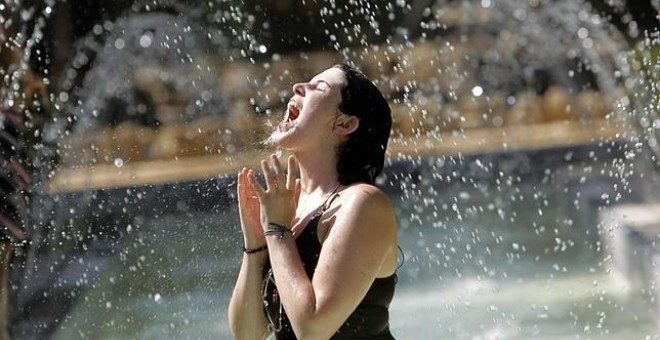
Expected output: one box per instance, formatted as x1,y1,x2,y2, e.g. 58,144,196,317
314,183,342,217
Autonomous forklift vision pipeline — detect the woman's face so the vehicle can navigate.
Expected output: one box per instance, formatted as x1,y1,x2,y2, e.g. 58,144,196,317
269,67,346,150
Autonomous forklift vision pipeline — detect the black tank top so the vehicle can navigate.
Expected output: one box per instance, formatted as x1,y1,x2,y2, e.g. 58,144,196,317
262,194,396,339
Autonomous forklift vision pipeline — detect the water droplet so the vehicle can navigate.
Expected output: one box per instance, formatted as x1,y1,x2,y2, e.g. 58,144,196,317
577,27,589,39
114,158,124,168
58,92,69,102
114,38,126,50
139,34,153,48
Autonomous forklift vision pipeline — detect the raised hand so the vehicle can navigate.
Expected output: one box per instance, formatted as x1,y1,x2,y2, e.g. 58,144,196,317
237,167,265,247
248,154,299,230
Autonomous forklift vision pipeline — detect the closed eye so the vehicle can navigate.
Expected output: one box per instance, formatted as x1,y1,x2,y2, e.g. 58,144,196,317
314,80,330,91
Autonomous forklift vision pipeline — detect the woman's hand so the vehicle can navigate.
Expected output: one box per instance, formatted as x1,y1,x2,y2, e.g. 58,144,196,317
248,154,299,230
237,167,265,248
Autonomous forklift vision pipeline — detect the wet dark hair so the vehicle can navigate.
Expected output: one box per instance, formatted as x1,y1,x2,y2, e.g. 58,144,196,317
333,63,392,185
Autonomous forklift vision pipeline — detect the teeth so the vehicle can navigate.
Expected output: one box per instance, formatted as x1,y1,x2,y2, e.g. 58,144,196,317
287,101,299,121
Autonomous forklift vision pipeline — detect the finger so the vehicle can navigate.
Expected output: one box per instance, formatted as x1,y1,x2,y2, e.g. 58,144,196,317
238,167,247,188
261,159,277,191
271,154,285,182
248,169,266,199
237,170,244,197
286,155,297,190
238,169,253,203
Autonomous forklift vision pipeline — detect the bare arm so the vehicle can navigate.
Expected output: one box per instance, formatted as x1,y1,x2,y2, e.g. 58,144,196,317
253,165,397,339
227,168,271,340
227,251,270,340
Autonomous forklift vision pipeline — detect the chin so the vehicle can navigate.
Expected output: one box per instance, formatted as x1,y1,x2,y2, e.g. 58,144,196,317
266,129,293,147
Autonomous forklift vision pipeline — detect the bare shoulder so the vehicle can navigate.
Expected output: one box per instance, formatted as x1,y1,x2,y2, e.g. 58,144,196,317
325,183,398,276
340,183,393,211
332,183,396,237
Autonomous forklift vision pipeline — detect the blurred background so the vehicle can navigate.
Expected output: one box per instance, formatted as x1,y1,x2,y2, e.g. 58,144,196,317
0,0,659,339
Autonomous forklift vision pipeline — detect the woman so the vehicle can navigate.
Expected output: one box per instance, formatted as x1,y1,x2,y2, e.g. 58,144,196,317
228,63,398,339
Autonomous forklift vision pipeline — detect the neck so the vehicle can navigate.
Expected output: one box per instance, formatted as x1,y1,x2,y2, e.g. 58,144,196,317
292,147,341,197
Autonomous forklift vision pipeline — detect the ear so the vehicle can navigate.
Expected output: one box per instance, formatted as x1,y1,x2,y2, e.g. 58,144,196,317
333,115,359,135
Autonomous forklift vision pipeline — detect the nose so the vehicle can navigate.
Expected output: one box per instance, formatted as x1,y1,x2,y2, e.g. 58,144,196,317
292,82,305,96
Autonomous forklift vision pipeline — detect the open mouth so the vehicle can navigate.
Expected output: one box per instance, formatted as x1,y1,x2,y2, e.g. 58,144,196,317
286,101,300,122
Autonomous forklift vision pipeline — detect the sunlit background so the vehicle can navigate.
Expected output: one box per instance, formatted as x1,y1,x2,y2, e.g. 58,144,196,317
0,0,658,339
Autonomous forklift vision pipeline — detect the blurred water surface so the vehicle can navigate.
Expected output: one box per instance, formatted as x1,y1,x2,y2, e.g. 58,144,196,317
51,159,658,339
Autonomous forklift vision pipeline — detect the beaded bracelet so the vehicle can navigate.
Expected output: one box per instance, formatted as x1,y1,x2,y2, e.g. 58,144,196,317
242,244,268,254
263,222,293,240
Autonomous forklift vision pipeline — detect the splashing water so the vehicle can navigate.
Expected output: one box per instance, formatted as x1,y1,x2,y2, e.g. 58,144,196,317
1,0,659,339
